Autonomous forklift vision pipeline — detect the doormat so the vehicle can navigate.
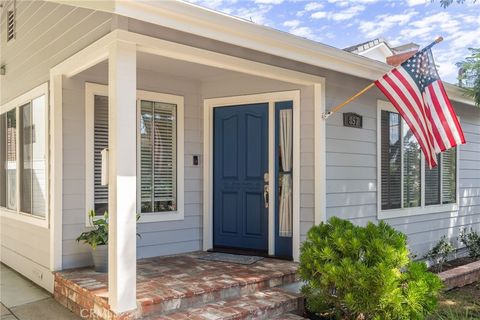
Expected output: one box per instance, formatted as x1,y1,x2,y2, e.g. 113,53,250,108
198,252,264,265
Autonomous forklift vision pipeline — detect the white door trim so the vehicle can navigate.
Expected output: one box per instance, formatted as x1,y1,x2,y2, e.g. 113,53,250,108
203,90,300,260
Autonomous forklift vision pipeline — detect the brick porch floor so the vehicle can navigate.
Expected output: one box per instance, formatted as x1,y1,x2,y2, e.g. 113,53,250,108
54,252,303,320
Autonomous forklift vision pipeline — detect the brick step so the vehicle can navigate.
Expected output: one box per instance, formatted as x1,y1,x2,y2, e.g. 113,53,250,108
136,259,298,316
145,288,304,320
54,254,299,319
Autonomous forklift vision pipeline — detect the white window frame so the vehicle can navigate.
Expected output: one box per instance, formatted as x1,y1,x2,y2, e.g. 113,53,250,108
0,82,49,228
85,83,184,225
377,100,459,220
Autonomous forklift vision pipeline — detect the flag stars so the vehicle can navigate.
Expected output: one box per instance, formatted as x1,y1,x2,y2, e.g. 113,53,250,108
401,49,440,92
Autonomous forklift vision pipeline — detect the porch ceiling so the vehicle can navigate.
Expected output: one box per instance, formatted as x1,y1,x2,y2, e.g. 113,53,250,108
137,52,234,81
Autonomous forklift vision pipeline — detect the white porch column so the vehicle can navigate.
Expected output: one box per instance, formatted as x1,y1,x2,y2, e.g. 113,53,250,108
108,40,137,313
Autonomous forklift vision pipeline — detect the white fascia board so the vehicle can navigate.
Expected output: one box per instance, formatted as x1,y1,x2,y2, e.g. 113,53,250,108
444,83,476,107
114,1,392,78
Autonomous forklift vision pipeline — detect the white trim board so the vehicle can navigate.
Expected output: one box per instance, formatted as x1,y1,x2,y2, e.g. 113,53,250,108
1,245,55,293
85,83,185,224
203,91,301,261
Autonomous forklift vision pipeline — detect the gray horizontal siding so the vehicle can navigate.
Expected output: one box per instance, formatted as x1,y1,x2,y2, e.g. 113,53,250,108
61,66,205,267
325,80,480,257
1,1,112,104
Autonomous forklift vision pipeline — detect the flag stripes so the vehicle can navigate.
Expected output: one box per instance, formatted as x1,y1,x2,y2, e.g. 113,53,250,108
374,47,466,169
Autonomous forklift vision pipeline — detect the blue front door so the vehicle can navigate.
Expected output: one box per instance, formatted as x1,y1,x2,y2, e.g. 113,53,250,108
213,103,269,252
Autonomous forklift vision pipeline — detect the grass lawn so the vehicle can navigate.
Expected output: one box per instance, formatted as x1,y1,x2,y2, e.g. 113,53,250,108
428,282,480,319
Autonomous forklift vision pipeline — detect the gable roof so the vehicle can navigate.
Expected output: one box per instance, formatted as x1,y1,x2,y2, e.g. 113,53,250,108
344,38,420,56
47,0,475,106
344,38,392,54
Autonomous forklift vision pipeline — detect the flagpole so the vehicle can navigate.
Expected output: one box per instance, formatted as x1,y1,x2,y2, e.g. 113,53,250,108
322,36,444,120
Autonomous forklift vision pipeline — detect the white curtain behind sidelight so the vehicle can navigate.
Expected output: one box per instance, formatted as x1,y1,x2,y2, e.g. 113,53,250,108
279,109,293,237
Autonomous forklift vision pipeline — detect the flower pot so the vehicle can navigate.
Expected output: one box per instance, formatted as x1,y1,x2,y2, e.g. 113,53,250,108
91,244,108,272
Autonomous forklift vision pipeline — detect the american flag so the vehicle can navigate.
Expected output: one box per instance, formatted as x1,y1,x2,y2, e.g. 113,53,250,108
375,45,466,169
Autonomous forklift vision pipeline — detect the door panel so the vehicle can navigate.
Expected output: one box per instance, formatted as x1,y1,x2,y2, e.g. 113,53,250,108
213,103,268,252
245,192,263,236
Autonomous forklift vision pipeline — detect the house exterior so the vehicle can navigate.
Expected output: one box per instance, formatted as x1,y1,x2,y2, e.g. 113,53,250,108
1,0,479,314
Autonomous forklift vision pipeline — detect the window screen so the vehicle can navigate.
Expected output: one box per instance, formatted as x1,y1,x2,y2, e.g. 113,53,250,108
139,100,177,213
0,114,6,207
20,96,47,216
6,109,17,210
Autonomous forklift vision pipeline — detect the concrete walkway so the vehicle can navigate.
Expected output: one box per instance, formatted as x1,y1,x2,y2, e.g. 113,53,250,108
0,263,80,320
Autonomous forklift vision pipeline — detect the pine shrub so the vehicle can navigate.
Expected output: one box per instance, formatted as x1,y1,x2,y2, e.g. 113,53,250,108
299,217,443,320
424,236,455,272
459,228,480,259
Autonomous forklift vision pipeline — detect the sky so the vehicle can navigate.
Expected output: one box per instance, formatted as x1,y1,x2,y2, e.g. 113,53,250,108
186,0,480,84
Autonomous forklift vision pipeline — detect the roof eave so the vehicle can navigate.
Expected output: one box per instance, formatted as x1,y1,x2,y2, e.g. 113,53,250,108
46,0,476,107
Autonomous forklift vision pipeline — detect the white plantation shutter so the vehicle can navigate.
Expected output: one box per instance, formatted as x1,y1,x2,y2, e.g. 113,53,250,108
94,95,109,214
425,154,440,206
381,110,401,210
442,148,456,204
0,113,6,207
140,101,177,213
402,122,421,208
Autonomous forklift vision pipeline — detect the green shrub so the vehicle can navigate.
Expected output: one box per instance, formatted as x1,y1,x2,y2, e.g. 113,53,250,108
424,236,455,272
459,228,480,259
76,210,109,249
299,217,443,320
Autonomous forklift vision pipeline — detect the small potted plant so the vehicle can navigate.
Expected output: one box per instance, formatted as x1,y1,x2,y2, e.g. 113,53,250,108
76,210,141,272
76,210,109,272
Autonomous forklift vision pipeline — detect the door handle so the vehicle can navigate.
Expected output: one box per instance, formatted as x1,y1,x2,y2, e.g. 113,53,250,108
264,185,269,208
263,172,269,208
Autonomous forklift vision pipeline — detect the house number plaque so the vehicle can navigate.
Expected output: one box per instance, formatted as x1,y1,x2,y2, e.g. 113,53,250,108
343,112,363,128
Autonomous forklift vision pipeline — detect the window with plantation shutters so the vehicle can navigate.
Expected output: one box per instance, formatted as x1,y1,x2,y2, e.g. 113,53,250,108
139,100,177,213
85,84,184,223
93,95,109,215
380,104,458,214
